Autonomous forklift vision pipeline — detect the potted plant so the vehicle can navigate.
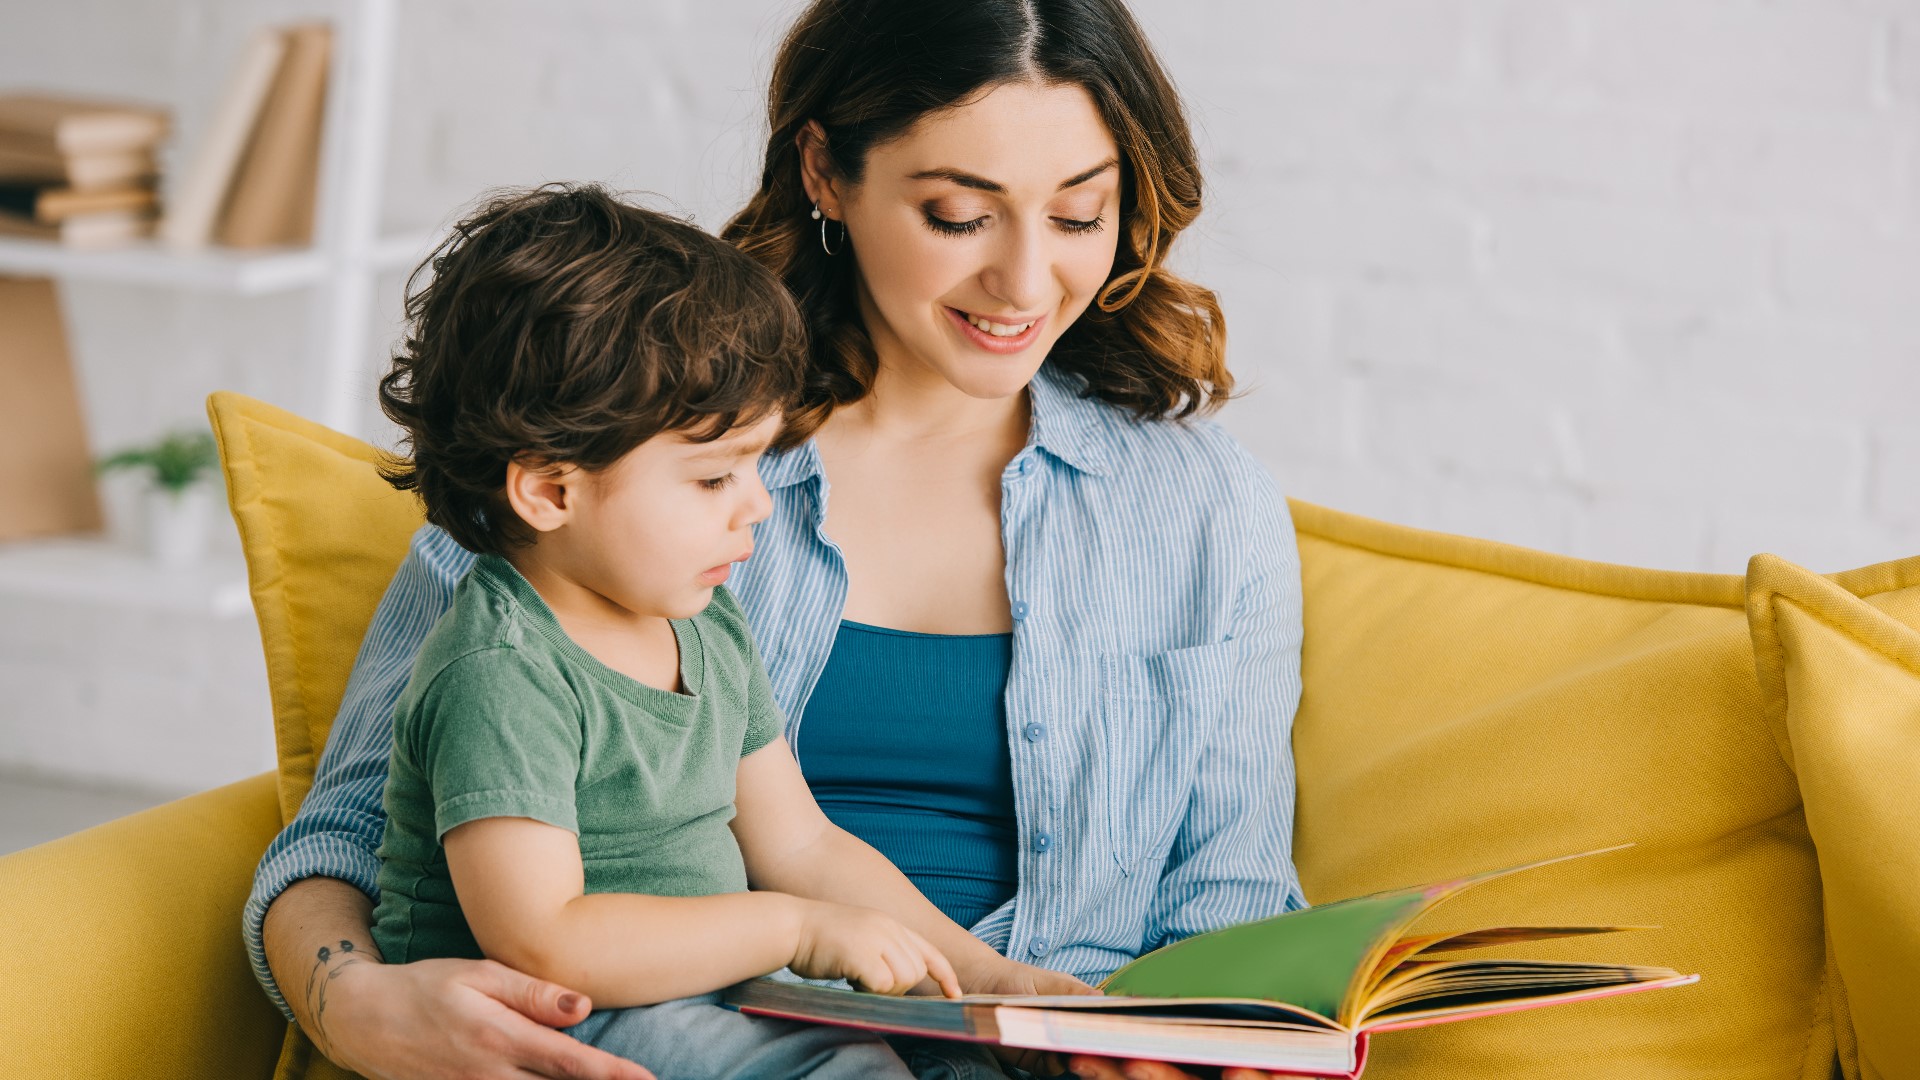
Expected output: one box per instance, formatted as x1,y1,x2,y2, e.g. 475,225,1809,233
97,429,220,566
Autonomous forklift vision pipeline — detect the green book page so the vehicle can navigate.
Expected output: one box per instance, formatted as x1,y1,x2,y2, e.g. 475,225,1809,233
1099,889,1432,1022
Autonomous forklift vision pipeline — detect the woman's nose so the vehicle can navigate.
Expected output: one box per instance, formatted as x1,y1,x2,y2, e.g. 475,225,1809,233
979,222,1051,313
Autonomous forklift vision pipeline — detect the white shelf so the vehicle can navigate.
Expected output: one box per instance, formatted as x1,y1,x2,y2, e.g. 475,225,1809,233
0,230,437,296
0,538,251,618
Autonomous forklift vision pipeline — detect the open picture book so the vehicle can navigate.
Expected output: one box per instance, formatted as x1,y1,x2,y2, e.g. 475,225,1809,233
721,848,1698,1076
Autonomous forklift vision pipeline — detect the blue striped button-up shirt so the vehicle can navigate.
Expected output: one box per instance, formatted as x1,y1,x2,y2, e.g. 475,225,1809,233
242,364,1306,1019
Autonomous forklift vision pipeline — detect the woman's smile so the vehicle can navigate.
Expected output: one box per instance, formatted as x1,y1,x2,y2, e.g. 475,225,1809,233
943,305,1047,353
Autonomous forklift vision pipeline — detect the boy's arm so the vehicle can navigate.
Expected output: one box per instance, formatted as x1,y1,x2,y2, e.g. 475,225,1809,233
445,816,957,1006
730,739,1089,997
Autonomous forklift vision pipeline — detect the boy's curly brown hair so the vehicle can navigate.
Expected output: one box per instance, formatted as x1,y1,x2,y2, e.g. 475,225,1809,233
378,183,808,556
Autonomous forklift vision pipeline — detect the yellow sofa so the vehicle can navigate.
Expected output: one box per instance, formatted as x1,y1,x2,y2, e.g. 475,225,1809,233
3,393,1913,1080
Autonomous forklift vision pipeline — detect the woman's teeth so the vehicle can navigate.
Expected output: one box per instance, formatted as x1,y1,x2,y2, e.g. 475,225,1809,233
964,312,1034,337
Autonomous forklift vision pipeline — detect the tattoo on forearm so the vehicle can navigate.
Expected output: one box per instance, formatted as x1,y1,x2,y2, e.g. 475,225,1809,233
303,939,363,1056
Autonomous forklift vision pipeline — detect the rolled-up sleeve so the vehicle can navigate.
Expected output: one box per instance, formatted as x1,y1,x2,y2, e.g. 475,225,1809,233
1143,461,1307,949
241,525,476,1020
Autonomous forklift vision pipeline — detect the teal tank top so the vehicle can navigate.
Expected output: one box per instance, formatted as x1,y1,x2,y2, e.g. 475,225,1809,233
796,620,1018,929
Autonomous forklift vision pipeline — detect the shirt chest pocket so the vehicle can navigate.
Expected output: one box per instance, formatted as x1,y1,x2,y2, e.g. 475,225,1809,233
1097,641,1237,873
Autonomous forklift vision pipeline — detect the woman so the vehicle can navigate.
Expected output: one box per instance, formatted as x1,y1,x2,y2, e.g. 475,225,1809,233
246,2,1307,1078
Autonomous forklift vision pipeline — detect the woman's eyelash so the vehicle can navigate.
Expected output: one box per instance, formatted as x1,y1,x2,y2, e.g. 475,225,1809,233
920,213,1107,236
699,474,737,491
923,214,986,236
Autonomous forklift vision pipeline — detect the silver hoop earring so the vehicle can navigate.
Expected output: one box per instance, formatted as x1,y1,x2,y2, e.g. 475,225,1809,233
812,201,844,256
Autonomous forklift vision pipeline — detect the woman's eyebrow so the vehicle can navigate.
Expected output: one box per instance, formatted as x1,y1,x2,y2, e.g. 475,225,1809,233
908,157,1119,194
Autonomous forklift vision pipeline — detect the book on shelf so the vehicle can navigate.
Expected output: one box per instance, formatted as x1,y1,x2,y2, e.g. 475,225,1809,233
0,180,157,222
722,848,1698,1078
215,21,332,249
0,92,169,247
0,93,169,156
159,25,288,249
0,207,153,247
0,136,156,191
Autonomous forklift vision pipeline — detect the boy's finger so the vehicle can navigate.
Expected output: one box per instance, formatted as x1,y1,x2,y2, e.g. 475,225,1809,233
923,944,963,999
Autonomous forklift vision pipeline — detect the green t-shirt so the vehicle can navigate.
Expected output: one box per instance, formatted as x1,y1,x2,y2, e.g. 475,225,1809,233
370,554,783,965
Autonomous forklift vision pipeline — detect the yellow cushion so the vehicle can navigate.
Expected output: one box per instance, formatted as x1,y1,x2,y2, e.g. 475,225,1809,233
0,773,286,1080
1288,501,1830,1079
1748,553,1920,1080
208,392,424,823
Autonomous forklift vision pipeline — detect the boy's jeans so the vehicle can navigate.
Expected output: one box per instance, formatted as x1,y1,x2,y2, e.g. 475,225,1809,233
566,992,1021,1079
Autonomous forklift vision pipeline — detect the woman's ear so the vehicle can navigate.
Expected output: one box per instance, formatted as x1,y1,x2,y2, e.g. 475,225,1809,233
795,120,841,214
503,459,578,535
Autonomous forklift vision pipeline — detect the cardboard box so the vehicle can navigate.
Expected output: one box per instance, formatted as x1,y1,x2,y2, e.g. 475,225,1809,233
0,276,103,540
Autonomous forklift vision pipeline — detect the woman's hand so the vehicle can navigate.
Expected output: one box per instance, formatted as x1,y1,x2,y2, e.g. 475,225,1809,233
314,956,656,1080
960,956,1101,998
1065,1057,1321,1080
790,899,964,997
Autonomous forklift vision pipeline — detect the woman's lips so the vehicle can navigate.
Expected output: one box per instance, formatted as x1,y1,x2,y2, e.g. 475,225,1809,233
945,306,1045,354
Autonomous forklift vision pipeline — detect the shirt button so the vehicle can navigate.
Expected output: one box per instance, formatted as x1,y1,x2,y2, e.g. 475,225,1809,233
1018,456,1034,475
1023,722,1047,742
1011,600,1030,621
1028,937,1051,958
1031,831,1053,853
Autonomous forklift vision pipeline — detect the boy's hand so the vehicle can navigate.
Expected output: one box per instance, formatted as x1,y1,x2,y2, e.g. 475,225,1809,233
791,900,963,998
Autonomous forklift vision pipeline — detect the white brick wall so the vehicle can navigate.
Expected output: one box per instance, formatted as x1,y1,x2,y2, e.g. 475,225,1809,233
2,0,1915,787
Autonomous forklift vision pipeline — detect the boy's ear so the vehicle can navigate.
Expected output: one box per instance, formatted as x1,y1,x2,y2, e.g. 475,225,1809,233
503,459,578,535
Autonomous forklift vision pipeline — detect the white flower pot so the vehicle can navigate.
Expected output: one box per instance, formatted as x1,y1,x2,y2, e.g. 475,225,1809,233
145,484,216,567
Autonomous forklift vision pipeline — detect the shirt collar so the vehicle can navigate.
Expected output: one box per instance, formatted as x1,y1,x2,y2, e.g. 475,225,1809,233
1025,363,1111,476
756,363,1112,489
758,435,824,492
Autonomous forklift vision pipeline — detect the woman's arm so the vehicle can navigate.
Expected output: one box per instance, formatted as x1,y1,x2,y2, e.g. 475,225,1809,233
264,876,656,1080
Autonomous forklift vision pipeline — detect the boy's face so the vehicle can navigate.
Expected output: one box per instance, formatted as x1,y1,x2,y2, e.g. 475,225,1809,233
559,413,781,620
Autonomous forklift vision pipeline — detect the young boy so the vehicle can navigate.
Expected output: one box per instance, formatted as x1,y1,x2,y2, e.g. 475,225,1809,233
368,185,1075,1079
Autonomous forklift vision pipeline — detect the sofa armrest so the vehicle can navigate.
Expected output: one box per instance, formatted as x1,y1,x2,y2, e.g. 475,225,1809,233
0,771,289,1080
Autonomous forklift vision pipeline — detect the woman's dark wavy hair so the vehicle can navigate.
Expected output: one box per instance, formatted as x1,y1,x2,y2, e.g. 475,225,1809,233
722,0,1230,442
379,183,807,556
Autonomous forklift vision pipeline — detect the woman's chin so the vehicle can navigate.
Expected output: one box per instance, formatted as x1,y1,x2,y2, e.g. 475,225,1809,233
934,354,1051,401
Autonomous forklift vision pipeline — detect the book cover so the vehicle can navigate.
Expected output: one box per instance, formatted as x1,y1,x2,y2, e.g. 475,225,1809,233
722,848,1699,1076
0,93,169,155
160,25,289,249
0,137,157,191
215,21,332,249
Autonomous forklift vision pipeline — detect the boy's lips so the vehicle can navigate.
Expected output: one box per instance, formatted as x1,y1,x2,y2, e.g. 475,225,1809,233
699,549,753,584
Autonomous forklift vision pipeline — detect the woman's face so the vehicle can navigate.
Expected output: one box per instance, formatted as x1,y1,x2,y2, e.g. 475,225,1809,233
812,80,1124,402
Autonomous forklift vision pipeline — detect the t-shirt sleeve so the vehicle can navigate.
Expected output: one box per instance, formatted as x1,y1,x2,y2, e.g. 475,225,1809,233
709,586,785,757
741,644,784,757
408,647,583,838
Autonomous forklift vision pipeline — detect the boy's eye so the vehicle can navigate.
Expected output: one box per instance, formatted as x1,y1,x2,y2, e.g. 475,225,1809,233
699,474,737,491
